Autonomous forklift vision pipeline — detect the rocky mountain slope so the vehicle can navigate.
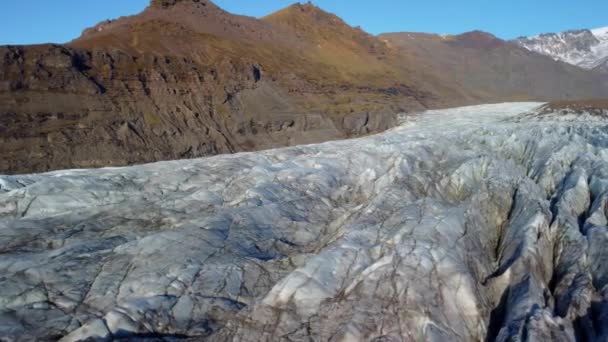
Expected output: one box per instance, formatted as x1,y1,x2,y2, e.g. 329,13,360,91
3,103,608,341
514,27,608,73
1,0,607,174
0,0,420,174
380,31,608,102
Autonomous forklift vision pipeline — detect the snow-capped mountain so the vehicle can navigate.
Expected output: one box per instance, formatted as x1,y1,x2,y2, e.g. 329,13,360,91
514,26,608,72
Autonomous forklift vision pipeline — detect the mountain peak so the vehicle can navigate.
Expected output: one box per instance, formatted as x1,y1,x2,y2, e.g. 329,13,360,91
448,31,503,48
149,0,215,9
456,31,499,41
291,1,321,12
513,26,608,71
265,2,342,24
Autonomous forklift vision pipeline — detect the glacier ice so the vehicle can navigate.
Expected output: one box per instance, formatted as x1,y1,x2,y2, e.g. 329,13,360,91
2,103,608,341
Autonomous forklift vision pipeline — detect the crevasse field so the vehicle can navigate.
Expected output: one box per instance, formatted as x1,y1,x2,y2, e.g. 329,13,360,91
2,103,608,341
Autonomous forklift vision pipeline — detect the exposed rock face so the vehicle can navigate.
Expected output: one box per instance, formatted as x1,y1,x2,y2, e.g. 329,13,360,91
150,0,203,9
2,103,608,341
0,44,258,173
0,41,401,174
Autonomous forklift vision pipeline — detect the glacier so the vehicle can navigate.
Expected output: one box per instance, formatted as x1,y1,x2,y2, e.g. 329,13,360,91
2,103,608,341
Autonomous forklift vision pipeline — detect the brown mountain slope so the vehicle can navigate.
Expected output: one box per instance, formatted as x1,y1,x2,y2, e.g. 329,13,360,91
0,1,607,174
379,31,608,102
1,0,435,174
71,0,453,105
259,3,471,105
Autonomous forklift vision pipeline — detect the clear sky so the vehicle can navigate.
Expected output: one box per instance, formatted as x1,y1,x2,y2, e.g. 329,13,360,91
1,0,607,45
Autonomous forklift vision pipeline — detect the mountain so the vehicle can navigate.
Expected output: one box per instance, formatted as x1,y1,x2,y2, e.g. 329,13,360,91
4,102,608,340
380,31,608,102
1,0,607,174
514,26,608,72
0,0,448,174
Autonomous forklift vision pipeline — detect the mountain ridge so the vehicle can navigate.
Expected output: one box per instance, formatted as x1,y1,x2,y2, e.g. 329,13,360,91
514,26,608,72
379,30,608,103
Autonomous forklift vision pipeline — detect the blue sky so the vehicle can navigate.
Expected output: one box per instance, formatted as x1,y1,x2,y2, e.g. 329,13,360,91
1,0,607,45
